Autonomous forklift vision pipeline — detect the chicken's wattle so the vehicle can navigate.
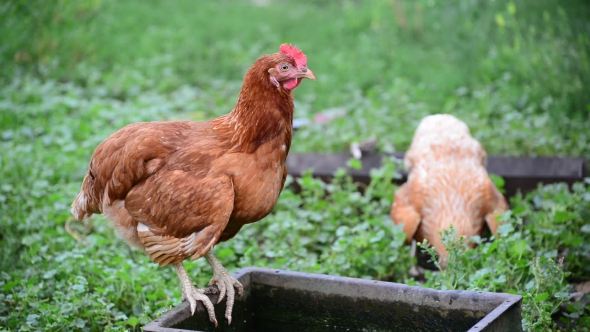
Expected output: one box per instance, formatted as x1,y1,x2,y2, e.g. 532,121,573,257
283,78,301,90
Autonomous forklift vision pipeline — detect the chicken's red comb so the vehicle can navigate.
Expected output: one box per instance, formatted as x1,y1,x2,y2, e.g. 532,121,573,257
280,43,307,67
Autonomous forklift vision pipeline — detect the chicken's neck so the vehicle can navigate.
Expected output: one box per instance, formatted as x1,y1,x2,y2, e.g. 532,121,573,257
216,75,294,154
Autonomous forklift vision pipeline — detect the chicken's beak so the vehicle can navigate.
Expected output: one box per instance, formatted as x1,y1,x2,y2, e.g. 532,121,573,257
297,68,316,81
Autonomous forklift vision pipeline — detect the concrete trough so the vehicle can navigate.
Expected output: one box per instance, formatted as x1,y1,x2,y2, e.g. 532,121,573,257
285,153,588,198
143,267,523,332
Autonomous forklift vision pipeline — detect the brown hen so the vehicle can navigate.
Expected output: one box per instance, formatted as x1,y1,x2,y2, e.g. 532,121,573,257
391,114,508,269
71,44,315,325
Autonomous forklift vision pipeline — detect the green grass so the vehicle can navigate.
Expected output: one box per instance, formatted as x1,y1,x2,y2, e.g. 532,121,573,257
1,0,589,331
3,0,590,156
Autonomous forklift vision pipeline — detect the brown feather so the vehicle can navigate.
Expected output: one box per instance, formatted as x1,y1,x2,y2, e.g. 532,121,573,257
71,49,311,266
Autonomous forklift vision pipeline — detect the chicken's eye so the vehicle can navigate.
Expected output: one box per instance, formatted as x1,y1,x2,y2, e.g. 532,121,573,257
279,63,290,72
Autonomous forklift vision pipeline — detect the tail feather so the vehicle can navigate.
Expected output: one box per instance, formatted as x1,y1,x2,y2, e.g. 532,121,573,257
71,172,99,221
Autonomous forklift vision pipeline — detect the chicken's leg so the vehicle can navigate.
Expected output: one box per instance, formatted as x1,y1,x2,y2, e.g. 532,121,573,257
204,251,244,325
408,239,425,278
173,263,218,326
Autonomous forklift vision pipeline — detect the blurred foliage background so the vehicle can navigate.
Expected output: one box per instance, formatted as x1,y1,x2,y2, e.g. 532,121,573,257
1,0,589,331
2,0,590,156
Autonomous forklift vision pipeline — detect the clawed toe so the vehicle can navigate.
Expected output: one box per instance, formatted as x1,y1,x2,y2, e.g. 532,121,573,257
182,286,218,327
208,272,243,324
203,252,244,325
174,263,219,327
234,278,244,297
209,274,242,301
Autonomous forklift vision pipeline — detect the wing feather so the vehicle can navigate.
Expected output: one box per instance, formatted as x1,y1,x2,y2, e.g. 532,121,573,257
128,170,235,266
71,122,192,220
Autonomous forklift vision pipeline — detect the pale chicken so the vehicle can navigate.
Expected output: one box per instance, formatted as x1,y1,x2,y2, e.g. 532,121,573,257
391,114,509,268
